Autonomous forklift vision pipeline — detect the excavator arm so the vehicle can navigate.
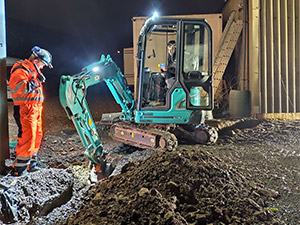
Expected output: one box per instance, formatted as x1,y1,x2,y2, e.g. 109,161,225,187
59,55,134,177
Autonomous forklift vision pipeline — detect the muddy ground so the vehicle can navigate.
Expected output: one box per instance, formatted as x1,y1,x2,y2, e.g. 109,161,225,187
0,97,300,224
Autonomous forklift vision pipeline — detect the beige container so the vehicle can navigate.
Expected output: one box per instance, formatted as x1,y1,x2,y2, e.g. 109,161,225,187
129,14,223,97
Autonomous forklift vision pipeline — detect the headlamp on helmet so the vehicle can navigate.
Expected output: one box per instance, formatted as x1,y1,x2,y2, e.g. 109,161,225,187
31,46,53,69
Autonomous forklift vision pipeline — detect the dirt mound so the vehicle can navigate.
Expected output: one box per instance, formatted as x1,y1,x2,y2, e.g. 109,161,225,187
67,148,279,225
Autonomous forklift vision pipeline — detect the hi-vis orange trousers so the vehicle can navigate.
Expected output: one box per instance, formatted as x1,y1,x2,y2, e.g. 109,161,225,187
13,104,43,170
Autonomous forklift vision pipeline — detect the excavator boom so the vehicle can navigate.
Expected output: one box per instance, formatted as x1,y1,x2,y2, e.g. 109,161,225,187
59,55,134,169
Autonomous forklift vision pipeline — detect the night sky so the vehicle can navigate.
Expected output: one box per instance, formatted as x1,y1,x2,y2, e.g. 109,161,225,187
5,0,225,97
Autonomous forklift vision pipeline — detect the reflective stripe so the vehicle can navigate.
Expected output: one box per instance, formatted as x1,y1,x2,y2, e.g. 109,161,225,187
12,80,43,95
31,89,43,94
11,80,26,94
16,155,31,161
14,162,29,167
12,92,44,99
14,157,31,168
13,97,44,102
12,88,43,98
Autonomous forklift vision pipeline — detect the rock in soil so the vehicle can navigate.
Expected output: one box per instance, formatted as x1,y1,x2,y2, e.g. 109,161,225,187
66,148,279,225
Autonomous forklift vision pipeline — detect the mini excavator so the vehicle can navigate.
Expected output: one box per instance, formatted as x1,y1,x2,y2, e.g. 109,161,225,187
59,16,218,180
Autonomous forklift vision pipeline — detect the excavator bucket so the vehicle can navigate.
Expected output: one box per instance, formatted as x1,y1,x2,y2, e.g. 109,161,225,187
89,158,116,182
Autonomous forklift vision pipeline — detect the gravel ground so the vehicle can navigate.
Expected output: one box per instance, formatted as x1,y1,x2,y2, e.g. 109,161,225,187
211,119,300,224
1,98,300,224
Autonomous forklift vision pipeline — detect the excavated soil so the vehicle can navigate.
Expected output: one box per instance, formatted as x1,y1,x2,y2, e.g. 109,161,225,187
1,98,300,224
66,148,279,225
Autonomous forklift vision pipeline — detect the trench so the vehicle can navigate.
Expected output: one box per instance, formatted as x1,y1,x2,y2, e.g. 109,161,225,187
38,183,73,217
0,168,76,224
0,183,74,224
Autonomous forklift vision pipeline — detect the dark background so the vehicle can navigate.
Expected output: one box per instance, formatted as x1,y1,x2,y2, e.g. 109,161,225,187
5,0,225,97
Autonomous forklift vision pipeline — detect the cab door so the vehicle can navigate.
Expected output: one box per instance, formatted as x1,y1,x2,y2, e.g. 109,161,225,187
137,20,178,109
178,20,213,110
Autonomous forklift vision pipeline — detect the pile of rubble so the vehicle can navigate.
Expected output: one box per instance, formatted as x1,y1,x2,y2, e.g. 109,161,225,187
67,148,279,224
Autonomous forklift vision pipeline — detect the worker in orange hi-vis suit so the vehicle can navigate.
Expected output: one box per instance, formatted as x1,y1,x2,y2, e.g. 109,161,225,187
8,46,53,176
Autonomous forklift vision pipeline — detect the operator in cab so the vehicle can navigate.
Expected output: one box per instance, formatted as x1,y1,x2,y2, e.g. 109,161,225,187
8,46,53,176
151,40,176,106
161,40,176,89
149,40,177,107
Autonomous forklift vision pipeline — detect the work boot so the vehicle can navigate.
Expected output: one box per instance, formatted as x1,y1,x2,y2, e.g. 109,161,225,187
10,167,28,177
11,158,31,176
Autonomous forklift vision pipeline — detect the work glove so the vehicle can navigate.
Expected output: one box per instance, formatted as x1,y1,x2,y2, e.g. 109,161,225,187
27,79,40,92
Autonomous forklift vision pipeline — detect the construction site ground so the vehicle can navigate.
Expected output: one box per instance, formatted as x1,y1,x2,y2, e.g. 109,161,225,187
1,97,300,224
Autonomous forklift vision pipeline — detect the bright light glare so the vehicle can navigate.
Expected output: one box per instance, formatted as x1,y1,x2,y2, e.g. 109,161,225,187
92,66,99,72
152,11,159,20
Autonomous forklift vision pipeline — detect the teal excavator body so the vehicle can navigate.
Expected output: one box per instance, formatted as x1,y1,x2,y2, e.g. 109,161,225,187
59,16,218,178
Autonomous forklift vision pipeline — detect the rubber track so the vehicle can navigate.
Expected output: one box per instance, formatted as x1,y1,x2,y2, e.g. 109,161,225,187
110,122,178,151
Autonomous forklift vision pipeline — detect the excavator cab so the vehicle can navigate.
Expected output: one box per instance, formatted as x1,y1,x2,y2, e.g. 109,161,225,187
135,17,213,125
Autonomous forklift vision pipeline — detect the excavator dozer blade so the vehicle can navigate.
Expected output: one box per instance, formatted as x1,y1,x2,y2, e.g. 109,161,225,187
100,112,122,125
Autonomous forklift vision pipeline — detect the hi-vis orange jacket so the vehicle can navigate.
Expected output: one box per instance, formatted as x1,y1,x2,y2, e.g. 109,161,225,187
9,59,44,105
